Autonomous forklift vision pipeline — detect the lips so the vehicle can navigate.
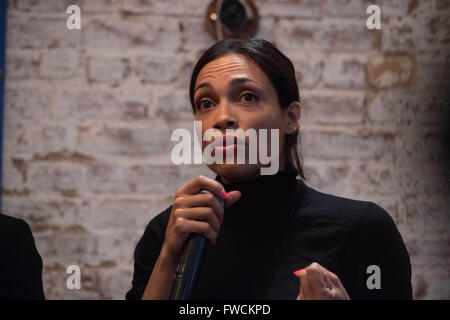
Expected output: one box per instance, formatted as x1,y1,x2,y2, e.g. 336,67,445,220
222,135,237,147
206,135,245,155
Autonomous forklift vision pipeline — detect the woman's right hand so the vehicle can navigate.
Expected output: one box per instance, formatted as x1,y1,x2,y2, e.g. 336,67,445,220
161,175,242,261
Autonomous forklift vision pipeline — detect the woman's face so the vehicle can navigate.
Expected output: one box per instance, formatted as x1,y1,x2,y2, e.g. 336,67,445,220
193,53,299,183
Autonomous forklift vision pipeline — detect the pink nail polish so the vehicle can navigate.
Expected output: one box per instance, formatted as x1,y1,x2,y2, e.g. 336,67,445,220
293,269,304,276
220,217,224,225
221,190,228,199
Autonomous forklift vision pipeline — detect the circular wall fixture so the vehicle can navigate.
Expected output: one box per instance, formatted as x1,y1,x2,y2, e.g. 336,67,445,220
204,0,259,40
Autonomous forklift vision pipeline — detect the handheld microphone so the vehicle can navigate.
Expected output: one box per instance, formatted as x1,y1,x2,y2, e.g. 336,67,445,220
170,184,225,300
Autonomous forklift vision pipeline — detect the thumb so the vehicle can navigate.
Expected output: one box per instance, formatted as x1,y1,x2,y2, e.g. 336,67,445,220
223,190,241,208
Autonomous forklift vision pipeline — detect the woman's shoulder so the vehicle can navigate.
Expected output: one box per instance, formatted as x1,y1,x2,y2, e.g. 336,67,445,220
142,205,173,238
0,213,33,241
294,180,397,232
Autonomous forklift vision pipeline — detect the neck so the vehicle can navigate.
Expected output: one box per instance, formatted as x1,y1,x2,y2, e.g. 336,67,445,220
218,162,287,184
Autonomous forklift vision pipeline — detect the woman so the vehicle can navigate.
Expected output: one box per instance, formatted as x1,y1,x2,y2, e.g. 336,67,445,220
126,38,412,300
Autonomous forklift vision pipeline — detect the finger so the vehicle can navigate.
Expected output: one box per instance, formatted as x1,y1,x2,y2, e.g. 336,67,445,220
182,219,218,246
312,263,338,290
180,175,227,201
298,269,313,300
178,207,221,233
297,281,304,300
294,269,304,300
307,263,334,299
182,193,224,222
223,190,241,208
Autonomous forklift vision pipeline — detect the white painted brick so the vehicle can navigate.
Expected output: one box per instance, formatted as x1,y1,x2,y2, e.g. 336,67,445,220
87,56,131,86
323,54,366,89
40,49,81,79
302,130,394,161
82,17,181,52
302,92,365,125
8,17,79,49
277,20,376,53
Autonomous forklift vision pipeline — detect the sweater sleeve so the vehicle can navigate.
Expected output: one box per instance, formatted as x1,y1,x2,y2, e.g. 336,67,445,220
349,201,413,300
125,206,171,300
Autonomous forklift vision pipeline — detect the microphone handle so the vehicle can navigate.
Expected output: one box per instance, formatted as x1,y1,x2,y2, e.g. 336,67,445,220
170,233,208,300
170,188,224,300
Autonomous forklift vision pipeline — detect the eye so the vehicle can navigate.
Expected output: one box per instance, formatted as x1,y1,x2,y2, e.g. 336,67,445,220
240,92,259,103
197,99,214,110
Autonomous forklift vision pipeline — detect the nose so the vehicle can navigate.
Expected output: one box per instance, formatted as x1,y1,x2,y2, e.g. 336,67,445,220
213,102,238,131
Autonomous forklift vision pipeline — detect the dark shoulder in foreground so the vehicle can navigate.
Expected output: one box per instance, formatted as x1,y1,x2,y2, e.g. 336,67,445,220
0,213,45,300
0,213,33,241
294,180,398,233
139,205,173,247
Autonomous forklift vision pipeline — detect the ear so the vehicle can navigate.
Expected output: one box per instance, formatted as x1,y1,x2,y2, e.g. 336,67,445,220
285,101,301,135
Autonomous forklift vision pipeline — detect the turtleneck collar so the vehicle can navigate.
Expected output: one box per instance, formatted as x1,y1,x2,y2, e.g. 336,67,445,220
214,166,301,217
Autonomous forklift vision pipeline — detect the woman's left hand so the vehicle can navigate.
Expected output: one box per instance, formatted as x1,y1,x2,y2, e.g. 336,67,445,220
294,262,351,300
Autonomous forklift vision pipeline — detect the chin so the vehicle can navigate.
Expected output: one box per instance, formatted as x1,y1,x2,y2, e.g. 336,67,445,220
208,163,262,184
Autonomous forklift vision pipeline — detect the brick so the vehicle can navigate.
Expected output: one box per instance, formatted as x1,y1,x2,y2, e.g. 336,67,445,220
5,50,41,79
90,198,167,230
257,17,277,44
393,155,450,197
76,123,172,157
28,162,86,191
8,17,79,49
87,56,131,86
154,89,194,122
83,0,119,13
132,164,180,195
42,267,102,299
1,196,91,230
324,0,368,18
367,53,417,89
302,92,365,125
82,18,181,51
134,53,181,84
97,268,134,300
181,17,215,52
95,231,140,262
398,195,450,234
1,157,27,191
436,0,450,10
40,49,81,79
416,53,450,90
368,89,447,125
2,121,39,156
277,20,376,53
304,159,399,198
174,52,197,90
4,87,49,119
290,53,324,89
35,231,97,262
258,0,322,18
323,55,366,89
395,128,448,164
302,130,394,161
374,0,407,17
15,0,82,12
121,0,209,15
52,89,150,121
84,163,135,193
39,125,78,155
382,12,450,52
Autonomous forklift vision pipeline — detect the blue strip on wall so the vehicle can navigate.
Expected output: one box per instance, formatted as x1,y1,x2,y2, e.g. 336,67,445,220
0,0,7,211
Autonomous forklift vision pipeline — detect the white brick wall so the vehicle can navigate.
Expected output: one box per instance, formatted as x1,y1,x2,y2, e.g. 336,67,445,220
2,0,449,299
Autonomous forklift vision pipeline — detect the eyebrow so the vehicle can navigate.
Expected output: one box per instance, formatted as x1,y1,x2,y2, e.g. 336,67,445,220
194,77,259,93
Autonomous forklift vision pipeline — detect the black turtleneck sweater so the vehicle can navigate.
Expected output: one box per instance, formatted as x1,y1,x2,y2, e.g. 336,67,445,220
126,167,412,300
